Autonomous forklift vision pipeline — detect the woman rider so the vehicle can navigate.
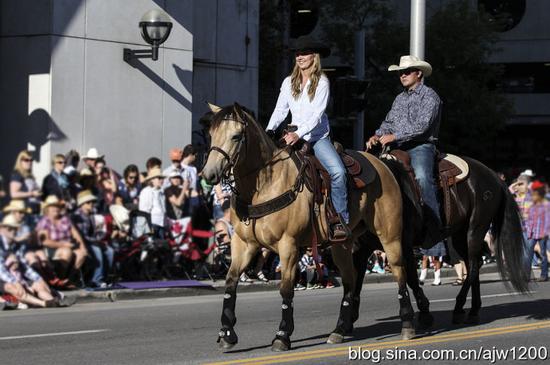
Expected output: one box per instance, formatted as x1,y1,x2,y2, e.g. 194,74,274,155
266,36,349,240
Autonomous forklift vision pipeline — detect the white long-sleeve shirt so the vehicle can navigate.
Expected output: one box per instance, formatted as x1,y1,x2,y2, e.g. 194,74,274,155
139,186,166,227
266,75,330,142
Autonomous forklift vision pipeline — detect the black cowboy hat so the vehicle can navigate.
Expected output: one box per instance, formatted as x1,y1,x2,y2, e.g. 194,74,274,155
289,35,331,58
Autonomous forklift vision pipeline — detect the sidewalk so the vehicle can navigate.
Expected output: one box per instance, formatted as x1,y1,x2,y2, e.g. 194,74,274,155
64,263,504,304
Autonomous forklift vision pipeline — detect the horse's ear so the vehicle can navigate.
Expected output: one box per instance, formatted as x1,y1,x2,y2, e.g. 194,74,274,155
233,103,245,123
207,102,222,114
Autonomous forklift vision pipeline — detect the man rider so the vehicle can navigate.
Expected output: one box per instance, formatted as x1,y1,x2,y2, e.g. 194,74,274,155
367,55,443,234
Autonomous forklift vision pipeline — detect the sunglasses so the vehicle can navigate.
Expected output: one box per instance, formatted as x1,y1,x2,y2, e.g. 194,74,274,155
22,158,33,162
55,161,66,165
399,68,418,76
5,227,17,232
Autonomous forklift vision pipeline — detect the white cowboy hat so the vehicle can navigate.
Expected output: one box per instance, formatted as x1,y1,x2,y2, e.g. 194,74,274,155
144,167,165,182
76,190,97,207
109,204,130,232
0,214,21,229
388,55,432,77
82,147,104,160
520,169,535,177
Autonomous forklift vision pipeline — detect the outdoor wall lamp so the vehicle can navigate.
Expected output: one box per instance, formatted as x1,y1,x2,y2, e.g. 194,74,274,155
123,9,173,62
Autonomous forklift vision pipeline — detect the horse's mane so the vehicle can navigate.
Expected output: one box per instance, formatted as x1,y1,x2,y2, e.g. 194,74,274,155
209,103,277,157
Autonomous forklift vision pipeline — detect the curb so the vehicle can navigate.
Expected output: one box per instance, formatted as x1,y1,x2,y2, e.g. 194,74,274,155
64,263,500,304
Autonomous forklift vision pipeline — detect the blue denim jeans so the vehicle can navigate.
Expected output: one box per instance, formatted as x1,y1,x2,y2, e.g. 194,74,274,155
89,244,115,285
407,143,441,225
313,137,349,223
526,238,548,279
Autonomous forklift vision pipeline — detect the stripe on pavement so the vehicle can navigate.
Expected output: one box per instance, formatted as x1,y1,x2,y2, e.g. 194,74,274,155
0,329,110,341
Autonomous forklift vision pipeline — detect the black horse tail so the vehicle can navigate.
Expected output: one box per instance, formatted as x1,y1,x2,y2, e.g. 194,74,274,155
492,184,530,293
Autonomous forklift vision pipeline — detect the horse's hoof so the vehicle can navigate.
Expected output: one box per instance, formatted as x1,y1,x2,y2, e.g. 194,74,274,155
218,337,237,350
401,328,416,340
452,311,465,324
465,314,480,325
417,312,434,330
217,327,238,350
327,332,344,344
271,338,290,352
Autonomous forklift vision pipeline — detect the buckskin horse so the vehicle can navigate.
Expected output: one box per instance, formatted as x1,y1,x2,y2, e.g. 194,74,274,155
201,103,424,351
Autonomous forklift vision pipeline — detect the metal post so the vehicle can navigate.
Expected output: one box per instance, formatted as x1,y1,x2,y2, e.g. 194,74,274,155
354,30,365,150
410,0,426,59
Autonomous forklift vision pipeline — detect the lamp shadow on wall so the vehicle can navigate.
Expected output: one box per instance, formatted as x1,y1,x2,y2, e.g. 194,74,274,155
26,108,67,162
123,58,192,112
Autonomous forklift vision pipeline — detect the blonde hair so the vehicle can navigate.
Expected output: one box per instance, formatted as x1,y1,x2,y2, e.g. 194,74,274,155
13,150,34,178
290,53,323,101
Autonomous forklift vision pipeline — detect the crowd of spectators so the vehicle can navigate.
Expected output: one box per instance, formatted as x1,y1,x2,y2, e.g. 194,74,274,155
0,145,237,309
1,143,547,307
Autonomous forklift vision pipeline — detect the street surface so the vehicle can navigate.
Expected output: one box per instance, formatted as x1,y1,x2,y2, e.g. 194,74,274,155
1,272,549,365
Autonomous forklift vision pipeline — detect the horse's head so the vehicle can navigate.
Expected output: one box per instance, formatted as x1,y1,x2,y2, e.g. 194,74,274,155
201,102,249,185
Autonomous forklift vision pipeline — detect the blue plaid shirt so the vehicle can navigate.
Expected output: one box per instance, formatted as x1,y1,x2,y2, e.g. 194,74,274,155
376,84,442,146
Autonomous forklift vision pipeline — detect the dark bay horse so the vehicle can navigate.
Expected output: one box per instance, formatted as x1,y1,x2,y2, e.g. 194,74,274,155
201,103,418,351
353,152,529,326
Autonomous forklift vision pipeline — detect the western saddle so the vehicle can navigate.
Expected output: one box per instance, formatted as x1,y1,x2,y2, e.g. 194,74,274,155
382,148,469,228
290,138,376,244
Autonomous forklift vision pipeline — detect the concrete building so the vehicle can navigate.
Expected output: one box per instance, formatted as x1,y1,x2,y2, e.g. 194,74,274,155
0,0,258,184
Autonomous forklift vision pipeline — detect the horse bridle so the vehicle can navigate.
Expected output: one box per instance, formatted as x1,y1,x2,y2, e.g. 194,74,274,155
205,115,248,191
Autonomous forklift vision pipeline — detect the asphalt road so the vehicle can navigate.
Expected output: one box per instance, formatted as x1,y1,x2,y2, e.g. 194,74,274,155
1,272,549,365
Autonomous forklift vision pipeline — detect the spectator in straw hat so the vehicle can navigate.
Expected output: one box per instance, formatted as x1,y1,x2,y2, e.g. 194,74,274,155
139,167,167,238
3,200,62,288
72,190,114,288
0,214,60,308
36,196,87,287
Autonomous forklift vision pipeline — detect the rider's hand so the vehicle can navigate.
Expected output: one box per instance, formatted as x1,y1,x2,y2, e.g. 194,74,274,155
366,135,380,150
379,134,396,146
283,132,300,146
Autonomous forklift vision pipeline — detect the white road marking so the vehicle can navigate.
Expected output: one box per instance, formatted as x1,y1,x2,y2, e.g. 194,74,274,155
414,291,535,304
0,329,110,341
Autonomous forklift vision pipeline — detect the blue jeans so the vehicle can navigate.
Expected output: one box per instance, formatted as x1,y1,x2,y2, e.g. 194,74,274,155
313,137,349,223
526,238,548,279
89,244,115,285
407,143,441,225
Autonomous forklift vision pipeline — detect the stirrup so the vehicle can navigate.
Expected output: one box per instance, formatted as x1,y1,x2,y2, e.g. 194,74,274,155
329,215,351,243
